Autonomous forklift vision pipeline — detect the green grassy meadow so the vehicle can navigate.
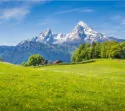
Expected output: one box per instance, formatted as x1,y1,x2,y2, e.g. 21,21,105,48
0,59,125,111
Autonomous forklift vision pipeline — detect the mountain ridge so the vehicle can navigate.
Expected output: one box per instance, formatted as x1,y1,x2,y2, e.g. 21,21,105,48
0,21,125,64
18,21,124,46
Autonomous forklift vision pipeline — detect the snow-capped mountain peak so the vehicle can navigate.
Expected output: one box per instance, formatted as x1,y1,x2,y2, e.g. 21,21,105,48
39,28,53,38
18,21,124,46
64,21,101,43
43,28,52,36
77,21,91,29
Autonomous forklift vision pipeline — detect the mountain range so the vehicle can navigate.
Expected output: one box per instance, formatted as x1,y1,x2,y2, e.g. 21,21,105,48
0,21,124,64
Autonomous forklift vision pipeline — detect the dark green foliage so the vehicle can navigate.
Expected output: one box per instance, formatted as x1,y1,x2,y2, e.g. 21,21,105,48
71,41,125,62
110,44,121,58
101,43,106,58
71,44,92,62
120,42,125,58
28,54,44,66
21,62,29,67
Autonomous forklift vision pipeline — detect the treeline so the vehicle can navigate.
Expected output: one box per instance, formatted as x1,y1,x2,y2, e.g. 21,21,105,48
71,41,125,62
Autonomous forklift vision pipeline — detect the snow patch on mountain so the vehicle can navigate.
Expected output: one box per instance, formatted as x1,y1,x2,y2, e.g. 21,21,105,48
18,21,124,46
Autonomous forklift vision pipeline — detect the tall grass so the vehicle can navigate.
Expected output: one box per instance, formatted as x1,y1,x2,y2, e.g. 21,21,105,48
0,59,125,111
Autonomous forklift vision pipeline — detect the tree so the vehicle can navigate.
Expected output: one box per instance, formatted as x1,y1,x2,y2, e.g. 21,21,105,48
71,43,91,62
71,48,82,62
71,41,125,62
120,42,125,58
101,42,106,58
28,54,44,66
91,42,96,59
105,41,118,58
111,44,121,58
95,42,101,58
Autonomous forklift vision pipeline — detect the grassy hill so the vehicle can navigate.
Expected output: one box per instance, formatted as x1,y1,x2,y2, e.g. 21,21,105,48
0,59,125,111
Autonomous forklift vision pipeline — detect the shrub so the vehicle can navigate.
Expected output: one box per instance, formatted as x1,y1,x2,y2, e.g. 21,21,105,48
21,62,29,67
28,54,44,66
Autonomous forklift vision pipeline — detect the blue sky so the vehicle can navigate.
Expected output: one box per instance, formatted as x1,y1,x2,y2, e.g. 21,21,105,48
0,1,125,45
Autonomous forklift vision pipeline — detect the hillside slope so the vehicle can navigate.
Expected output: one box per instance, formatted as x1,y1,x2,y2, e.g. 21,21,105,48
0,59,125,111
0,43,74,64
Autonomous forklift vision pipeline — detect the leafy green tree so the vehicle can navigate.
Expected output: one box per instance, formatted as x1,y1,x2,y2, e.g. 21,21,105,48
71,52,77,62
101,42,106,58
71,41,125,62
95,42,101,58
120,42,125,58
71,43,91,62
111,44,121,58
105,41,118,58
91,42,96,59
28,54,44,66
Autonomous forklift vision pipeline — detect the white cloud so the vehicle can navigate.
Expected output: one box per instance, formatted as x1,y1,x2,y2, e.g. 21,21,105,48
0,7,30,21
0,0,49,23
54,8,95,15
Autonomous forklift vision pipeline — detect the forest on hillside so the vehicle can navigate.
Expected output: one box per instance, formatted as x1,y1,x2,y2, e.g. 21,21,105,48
71,41,125,62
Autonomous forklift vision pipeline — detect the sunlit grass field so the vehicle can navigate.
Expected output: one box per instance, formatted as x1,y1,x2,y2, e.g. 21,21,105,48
0,59,125,111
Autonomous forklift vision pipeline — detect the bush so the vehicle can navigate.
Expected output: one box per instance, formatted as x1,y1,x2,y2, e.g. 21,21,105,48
21,62,29,67
28,54,44,66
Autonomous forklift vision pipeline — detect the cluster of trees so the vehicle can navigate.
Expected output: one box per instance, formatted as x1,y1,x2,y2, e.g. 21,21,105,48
22,54,47,66
71,41,125,62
